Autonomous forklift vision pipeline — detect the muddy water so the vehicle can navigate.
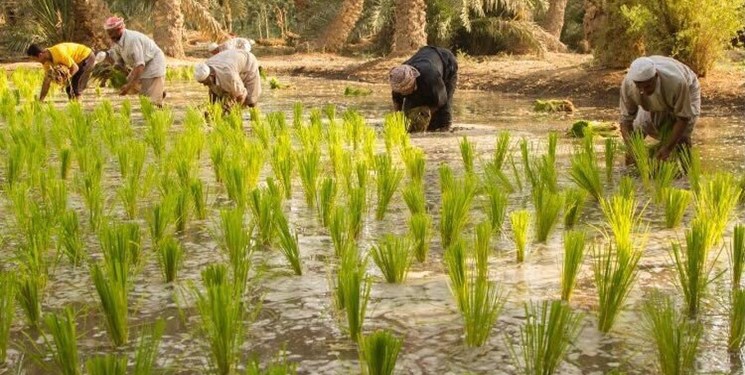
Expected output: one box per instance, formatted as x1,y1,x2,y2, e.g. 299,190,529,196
3,75,745,374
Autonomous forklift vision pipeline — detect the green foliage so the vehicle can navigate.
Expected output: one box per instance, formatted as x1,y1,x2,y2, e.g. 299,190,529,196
695,173,741,249
359,330,403,375
86,355,127,375
569,136,603,200
510,210,531,263
662,188,691,229
0,272,14,364
460,137,475,175
642,294,702,375
44,307,80,375
374,154,404,221
593,243,641,333
439,166,477,249
484,184,508,235
561,231,586,302
474,222,492,279
370,235,413,284
532,187,564,243
336,247,371,342
563,188,587,229
409,212,433,263
671,219,719,317
273,203,303,276
600,195,644,254
59,210,85,266
133,320,165,375
156,236,183,283
344,86,373,96
460,274,506,347
732,224,745,291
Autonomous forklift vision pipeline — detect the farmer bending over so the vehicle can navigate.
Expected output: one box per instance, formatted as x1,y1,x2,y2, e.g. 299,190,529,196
208,37,254,55
390,46,458,132
97,16,166,106
193,49,261,110
27,42,95,101
620,56,700,162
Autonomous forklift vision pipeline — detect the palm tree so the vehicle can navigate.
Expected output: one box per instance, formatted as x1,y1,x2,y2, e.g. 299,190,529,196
313,0,365,51
154,0,185,58
391,0,427,55
541,0,568,37
72,0,111,48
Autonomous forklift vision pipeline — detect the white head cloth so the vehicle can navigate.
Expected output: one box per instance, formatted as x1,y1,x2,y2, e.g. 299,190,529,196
194,63,210,82
628,57,656,82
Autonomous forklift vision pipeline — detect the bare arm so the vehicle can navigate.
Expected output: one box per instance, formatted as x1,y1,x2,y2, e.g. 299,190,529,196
655,117,688,160
39,76,52,101
119,64,145,95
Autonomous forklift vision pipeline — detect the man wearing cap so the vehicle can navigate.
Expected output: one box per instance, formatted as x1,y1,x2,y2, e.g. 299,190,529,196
208,37,254,56
100,16,167,106
390,46,458,132
26,42,95,101
194,49,261,110
620,56,700,162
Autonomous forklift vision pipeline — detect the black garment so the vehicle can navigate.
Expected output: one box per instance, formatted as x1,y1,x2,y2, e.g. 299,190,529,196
392,46,458,131
65,53,95,99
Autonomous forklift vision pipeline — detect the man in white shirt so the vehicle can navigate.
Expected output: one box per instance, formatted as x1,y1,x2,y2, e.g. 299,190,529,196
100,16,167,106
194,49,261,110
208,37,254,55
620,56,700,161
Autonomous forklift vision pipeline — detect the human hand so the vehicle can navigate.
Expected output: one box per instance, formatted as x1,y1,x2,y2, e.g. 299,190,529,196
654,147,671,161
118,83,131,96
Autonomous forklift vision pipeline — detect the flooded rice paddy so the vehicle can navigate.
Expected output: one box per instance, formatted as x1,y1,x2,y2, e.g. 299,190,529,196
2,72,745,374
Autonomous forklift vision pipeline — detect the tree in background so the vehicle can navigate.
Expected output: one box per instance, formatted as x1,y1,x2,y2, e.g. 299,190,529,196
391,0,428,55
154,0,185,58
584,0,643,68
312,0,365,51
541,0,569,37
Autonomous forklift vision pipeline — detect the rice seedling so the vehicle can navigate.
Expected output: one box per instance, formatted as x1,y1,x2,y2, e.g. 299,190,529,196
408,212,433,263
91,264,129,347
445,239,468,308
348,186,367,240
671,218,721,317
85,355,127,375
681,147,702,193
273,204,303,276
248,187,277,247
374,154,404,221
510,210,531,263
562,188,587,229
147,199,175,246
297,147,321,210
593,243,642,333
209,134,226,183
641,294,702,375
317,177,337,228
337,247,372,342
100,221,142,270
475,222,492,278
533,187,564,243
561,231,586,301
730,288,745,352
0,272,16,364
216,208,253,289
618,175,635,199
663,188,692,229
132,319,164,375
439,164,455,194
16,270,44,328
493,131,511,171
483,159,515,193
156,236,184,283
270,134,294,199
440,170,477,249
359,330,403,375
732,224,745,290
75,148,104,229
45,177,68,220
143,109,173,160
651,160,679,202
44,307,80,375
329,206,352,257
534,155,559,193
600,195,644,254
460,137,475,175
402,182,426,215
383,112,408,154
511,300,584,375
483,184,508,235
695,173,741,248
195,264,245,375
58,210,85,266
605,137,617,183
59,146,72,180
401,146,426,185
250,108,271,149
245,349,298,374
520,139,538,188
370,234,413,284
460,274,506,347
568,136,603,201
190,179,207,220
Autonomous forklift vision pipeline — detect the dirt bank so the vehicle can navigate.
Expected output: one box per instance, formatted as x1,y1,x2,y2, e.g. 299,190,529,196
259,52,745,115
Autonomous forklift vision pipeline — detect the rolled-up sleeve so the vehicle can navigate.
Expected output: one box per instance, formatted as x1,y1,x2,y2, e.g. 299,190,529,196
619,81,638,125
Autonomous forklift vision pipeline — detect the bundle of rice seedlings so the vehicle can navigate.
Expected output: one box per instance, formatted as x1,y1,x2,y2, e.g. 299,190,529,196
156,236,183,283
628,133,652,187
483,159,515,194
16,269,44,328
440,171,477,249
44,307,80,375
174,187,191,233
248,187,277,247
651,160,679,203
520,139,538,189
642,294,702,375
216,208,253,289
329,206,352,257
663,188,692,229
273,205,302,276
86,355,127,375
402,182,426,215
493,131,511,171
461,274,506,347
533,187,564,243
337,246,372,342
133,319,164,375
605,138,617,183
600,195,644,255
270,133,294,199
375,154,404,221
317,177,338,228
297,147,321,211
561,231,586,301
460,137,475,175
0,272,15,364
695,173,741,249
483,184,508,235
731,224,745,290
563,188,587,229
593,243,641,332
147,199,175,246
681,147,702,193
383,112,408,154
475,222,492,278
91,263,129,347
348,186,367,240
445,239,468,308
59,147,72,180
511,300,583,375
408,212,433,263
401,147,426,185
370,234,413,284
569,136,603,201
59,210,85,266
143,109,173,159
189,179,208,220
671,218,719,317
729,289,745,353
510,210,531,263
359,330,403,375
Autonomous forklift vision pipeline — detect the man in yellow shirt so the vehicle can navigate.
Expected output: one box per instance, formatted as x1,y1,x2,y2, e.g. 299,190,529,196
26,43,95,101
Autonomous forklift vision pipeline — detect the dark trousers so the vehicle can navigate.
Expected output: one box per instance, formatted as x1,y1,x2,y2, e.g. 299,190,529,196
66,53,95,99
429,50,458,131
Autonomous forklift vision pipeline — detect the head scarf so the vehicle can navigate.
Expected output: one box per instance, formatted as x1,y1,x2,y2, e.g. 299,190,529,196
194,63,210,82
104,16,125,30
207,43,219,53
628,57,656,82
389,65,420,94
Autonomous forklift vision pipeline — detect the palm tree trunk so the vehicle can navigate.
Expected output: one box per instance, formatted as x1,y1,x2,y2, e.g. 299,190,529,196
391,0,427,56
312,0,364,51
154,0,185,58
182,0,228,42
541,0,569,37
72,0,111,49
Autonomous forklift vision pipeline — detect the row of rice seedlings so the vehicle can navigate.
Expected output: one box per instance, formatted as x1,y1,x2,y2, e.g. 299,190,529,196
195,264,246,375
156,236,184,283
359,330,403,375
510,210,531,263
510,300,583,375
563,188,587,229
297,147,321,211
671,218,720,317
401,147,426,185
561,231,586,301
732,224,745,290
483,184,508,235
475,222,492,278
402,182,426,215
216,208,254,291
658,187,690,229
641,294,702,375
600,194,644,254
695,173,740,249
439,166,477,249
44,307,80,375
593,243,642,333
370,234,413,283
605,138,617,183
273,202,303,276
0,272,15,364
569,135,603,201
336,245,372,342
533,187,564,243
409,212,433,262
375,154,403,221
